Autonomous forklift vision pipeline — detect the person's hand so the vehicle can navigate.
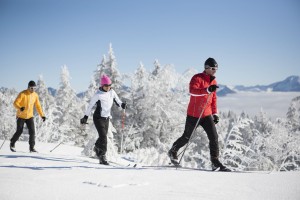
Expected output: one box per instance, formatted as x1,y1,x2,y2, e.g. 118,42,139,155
80,115,88,124
213,115,219,124
207,85,219,93
20,107,25,112
121,102,127,109
42,116,46,122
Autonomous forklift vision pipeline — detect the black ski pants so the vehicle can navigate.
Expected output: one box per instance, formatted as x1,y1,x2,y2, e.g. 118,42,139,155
93,116,110,156
10,117,36,148
171,115,219,159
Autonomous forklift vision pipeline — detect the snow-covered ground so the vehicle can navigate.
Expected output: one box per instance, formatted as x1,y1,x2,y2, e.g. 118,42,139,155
0,140,299,200
218,92,300,118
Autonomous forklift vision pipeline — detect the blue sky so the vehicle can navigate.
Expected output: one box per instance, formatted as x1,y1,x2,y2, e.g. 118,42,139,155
1,0,299,92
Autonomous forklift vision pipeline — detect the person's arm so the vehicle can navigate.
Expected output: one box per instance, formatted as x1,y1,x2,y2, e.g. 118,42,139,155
35,94,45,117
112,90,122,106
13,92,24,110
189,75,208,96
211,91,218,115
84,93,99,116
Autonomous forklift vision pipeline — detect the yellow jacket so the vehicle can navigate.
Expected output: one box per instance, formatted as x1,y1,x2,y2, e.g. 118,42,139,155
14,89,45,119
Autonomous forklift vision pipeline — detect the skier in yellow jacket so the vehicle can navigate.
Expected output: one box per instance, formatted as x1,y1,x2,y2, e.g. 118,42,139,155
10,81,46,152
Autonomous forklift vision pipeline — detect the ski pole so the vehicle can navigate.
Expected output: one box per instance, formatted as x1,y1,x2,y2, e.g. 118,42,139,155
0,139,6,150
120,103,126,154
122,101,127,129
50,141,64,152
0,131,7,150
178,93,212,165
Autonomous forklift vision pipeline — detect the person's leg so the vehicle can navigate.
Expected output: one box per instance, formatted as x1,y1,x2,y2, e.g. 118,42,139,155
26,118,36,151
10,118,25,147
171,116,199,151
200,115,219,160
200,116,231,171
93,117,109,156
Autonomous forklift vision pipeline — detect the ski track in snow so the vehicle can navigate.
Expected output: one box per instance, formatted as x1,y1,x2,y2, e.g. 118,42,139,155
83,181,149,189
0,140,300,200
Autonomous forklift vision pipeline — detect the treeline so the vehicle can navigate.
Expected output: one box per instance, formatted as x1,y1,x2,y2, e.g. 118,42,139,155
1,44,299,171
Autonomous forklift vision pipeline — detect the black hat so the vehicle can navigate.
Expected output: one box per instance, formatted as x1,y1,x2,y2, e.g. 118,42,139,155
28,80,36,87
204,57,218,68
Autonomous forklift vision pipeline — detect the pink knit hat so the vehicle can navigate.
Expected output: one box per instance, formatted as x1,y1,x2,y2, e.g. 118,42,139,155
100,75,112,86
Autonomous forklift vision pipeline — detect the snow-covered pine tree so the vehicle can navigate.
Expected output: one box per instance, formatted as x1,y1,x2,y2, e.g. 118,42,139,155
286,96,300,131
126,62,149,151
152,59,161,77
98,43,122,93
223,113,258,170
0,88,18,140
130,62,186,155
55,65,86,146
253,108,273,136
35,75,58,142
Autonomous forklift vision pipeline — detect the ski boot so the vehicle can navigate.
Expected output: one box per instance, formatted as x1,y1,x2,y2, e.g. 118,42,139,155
10,143,16,152
99,155,109,165
168,149,181,167
211,159,231,172
30,147,38,153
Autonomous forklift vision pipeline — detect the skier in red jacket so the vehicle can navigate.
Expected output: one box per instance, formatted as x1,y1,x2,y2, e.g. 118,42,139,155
168,58,230,171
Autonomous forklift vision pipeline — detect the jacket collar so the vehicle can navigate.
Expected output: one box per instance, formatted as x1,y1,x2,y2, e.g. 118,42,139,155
99,87,110,92
201,71,216,83
25,89,34,94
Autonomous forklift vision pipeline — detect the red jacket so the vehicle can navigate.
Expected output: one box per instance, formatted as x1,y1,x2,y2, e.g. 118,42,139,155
187,72,218,118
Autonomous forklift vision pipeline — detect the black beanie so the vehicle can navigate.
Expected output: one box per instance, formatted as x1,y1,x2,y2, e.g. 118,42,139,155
204,57,218,68
28,80,36,87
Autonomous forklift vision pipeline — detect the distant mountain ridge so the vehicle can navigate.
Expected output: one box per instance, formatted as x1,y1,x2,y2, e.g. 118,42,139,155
217,85,236,97
269,76,300,92
233,76,300,92
217,75,300,96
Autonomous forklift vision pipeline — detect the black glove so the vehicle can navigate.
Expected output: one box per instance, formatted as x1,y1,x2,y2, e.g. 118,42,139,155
207,85,219,93
213,115,219,124
42,116,46,122
121,102,127,109
20,107,25,112
80,115,88,124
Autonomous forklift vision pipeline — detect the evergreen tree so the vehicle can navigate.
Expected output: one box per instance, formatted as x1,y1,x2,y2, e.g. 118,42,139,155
0,88,18,140
223,115,257,170
253,108,273,136
286,96,300,131
152,59,161,77
130,63,186,149
55,65,85,145
98,43,122,92
127,62,149,150
35,75,57,142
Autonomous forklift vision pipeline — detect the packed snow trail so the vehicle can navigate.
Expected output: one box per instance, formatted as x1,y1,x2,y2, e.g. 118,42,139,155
0,140,299,200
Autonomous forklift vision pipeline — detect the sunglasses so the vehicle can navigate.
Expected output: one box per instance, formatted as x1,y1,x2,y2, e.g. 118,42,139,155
103,84,112,87
29,87,37,90
210,67,218,71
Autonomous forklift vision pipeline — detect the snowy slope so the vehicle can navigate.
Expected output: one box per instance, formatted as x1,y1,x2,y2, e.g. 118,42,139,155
0,140,299,200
